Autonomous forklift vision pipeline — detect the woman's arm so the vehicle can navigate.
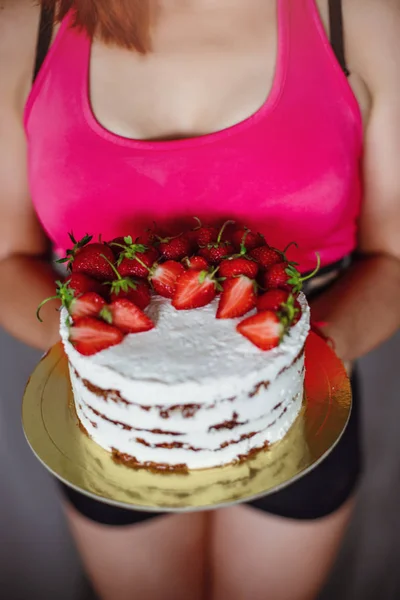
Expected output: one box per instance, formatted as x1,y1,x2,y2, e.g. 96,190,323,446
311,0,400,361
0,1,60,351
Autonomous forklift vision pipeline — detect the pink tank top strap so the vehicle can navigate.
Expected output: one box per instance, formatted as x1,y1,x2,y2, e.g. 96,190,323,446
25,11,89,129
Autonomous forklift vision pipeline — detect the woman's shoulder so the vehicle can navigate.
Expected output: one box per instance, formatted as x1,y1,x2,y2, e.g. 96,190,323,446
344,0,400,95
0,0,40,114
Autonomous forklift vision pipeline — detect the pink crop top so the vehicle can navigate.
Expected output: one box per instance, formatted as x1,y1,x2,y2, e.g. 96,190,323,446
24,0,363,273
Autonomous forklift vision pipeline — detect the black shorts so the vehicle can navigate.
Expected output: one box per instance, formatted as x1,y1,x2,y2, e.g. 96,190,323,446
60,372,361,525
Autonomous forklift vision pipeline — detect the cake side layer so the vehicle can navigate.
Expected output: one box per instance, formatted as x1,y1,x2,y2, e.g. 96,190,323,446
61,294,310,407
69,349,305,469
74,385,304,470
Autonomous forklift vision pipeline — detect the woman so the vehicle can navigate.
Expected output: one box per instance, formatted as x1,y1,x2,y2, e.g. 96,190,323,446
0,0,399,598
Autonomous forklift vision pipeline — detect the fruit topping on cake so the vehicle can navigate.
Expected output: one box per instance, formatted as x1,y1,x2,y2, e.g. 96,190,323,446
38,221,320,356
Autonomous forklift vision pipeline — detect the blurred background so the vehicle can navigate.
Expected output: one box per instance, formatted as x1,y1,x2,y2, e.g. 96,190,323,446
0,327,399,600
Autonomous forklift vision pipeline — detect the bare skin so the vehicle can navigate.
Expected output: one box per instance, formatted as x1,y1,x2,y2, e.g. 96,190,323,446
1,1,399,599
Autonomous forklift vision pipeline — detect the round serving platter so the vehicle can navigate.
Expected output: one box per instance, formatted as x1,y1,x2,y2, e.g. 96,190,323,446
22,332,352,512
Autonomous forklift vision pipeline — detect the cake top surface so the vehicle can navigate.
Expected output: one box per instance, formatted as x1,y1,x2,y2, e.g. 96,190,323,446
61,293,309,389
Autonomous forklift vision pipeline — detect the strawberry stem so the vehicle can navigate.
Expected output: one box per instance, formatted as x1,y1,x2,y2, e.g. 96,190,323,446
36,295,59,323
100,254,120,279
300,253,321,283
282,241,298,255
217,220,235,244
239,229,250,255
192,217,202,231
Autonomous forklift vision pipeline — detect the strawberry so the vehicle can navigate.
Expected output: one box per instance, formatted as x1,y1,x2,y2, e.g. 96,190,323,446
69,317,124,356
190,218,218,248
198,221,235,265
257,290,301,325
57,233,92,267
37,279,106,322
172,270,219,310
108,236,133,258
69,293,106,321
102,257,151,310
232,228,265,252
118,240,159,278
106,299,155,334
263,254,321,293
216,276,257,319
183,256,209,271
66,273,105,297
157,234,192,261
257,289,292,312
72,243,116,281
237,310,284,351
250,246,282,270
219,257,259,279
150,261,185,299
110,279,151,310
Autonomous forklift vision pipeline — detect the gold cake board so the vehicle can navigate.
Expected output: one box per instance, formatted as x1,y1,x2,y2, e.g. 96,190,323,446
22,332,352,512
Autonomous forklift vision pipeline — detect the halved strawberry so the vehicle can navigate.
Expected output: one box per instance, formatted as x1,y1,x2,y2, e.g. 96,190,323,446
172,270,219,310
216,276,257,319
69,293,106,321
232,228,265,252
183,256,209,271
157,234,192,261
219,257,259,279
250,246,282,270
69,317,124,356
107,299,155,334
66,273,105,297
150,261,185,299
237,310,284,351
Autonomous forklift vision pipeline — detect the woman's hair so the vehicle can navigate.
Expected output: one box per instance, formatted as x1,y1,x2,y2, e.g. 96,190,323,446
42,0,151,52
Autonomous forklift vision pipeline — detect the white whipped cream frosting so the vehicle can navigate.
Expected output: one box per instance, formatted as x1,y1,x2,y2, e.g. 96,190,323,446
61,294,310,469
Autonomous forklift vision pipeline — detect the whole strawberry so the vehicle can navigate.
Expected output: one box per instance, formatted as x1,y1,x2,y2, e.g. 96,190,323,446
66,273,106,297
72,243,116,281
117,238,159,278
219,257,259,279
157,234,192,261
189,218,218,248
102,251,152,309
58,233,115,281
231,228,265,252
216,275,257,319
257,289,292,312
183,256,209,271
250,246,282,270
199,221,235,265
172,269,220,310
263,254,320,293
